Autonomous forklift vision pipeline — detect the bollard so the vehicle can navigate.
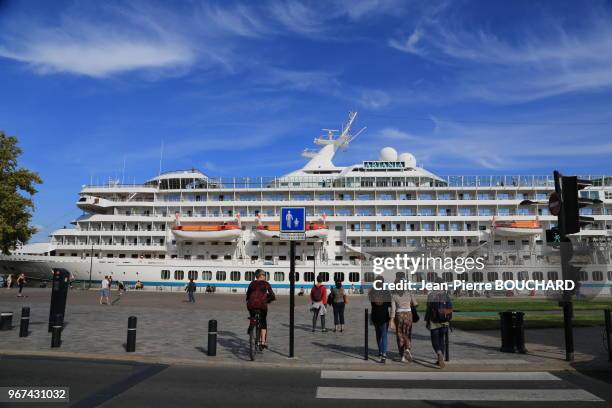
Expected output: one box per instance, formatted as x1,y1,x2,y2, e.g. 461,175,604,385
50,314,62,348
19,307,30,337
499,311,516,352
605,309,612,362
207,320,217,356
515,311,527,354
0,312,13,331
126,316,137,352
364,308,369,360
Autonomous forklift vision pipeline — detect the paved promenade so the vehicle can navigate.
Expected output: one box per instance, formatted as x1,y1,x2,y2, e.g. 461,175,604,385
0,288,608,370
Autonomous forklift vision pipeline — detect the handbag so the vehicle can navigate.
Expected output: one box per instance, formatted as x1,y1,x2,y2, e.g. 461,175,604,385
411,305,420,323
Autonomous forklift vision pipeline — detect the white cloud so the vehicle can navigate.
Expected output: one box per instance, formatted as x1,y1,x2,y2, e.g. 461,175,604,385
388,28,423,54
378,127,420,140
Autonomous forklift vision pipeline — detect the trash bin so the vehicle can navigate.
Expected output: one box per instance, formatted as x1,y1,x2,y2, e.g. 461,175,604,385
0,312,14,331
499,311,527,353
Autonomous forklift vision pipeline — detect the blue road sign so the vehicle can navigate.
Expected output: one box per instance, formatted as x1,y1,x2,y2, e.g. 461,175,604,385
280,207,305,232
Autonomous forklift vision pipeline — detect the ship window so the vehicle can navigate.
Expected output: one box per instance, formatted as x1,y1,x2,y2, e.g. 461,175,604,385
593,271,604,281
161,270,170,280
216,271,226,281
174,270,184,280
279,255,287,261
349,272,360,282
608,271,612,281
363,272,376,283
426,272,436,282
304,272,315,282
443,272,454,282
245,271,255,281
577,271,588,281
211,255,218,260
334,256,343,261
202,271,212,281
264,255,273,261
188,270,198,280
317,272,330,282
252,241,259,246
518,271,529,280
333,272,345,282
230,271,240,281
293,272,300,282
546,271,558,281
119,254,125,258
224,255,232,260
307,256,314,261
501,272,512,280
533,271,543,280
472,272,484,282
274,272,285,282
251,256,258,261
131,254,138,258
334,226,343,231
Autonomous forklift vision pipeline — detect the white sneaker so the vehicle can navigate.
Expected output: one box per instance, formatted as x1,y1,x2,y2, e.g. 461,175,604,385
405,349,413,362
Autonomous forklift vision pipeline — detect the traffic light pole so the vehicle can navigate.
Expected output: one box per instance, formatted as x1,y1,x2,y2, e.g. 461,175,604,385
554,170,574,362
289,240,296,358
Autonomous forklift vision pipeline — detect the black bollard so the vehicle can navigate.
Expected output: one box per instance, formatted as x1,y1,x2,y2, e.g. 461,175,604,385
0,312,13,331
445,326,450,362
605,309,612,362
126,316,137,352
499,311,515,352
515,311,527,354
364,308,369,360
207,320,217,356
19,307,30,337
51,314,62,348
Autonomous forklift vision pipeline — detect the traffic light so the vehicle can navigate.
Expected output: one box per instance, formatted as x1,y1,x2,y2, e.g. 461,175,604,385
560,175,602,235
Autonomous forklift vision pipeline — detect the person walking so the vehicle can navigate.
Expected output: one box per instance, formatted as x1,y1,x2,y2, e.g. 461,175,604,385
328,280,347,332
100,276,110,305
16,274,26,297
369,277,392,363
6,274,13,289
424,282,453,368
390,281,418,362
107,276,113,305
185,278,196,303
310,276,328,332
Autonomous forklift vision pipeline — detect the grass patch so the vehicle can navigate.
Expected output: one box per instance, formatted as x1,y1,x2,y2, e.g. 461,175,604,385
449,298,612,312
452,311,607,331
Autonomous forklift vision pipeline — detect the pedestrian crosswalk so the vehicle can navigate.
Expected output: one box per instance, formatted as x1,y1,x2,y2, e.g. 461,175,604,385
316,370,604,403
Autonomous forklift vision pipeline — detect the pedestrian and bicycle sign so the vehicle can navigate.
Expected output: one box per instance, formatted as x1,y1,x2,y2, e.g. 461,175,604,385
280,207,305,240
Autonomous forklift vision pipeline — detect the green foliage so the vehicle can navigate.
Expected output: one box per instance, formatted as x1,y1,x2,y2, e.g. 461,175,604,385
0,131,42,254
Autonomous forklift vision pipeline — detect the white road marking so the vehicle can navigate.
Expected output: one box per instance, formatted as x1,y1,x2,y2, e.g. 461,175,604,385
321,371,560,381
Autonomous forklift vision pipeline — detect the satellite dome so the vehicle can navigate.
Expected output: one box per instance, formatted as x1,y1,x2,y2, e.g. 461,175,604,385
398,152,416,167
379,147,398,161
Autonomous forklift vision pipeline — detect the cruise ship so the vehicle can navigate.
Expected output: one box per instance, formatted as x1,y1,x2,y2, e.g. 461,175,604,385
1,113,611,296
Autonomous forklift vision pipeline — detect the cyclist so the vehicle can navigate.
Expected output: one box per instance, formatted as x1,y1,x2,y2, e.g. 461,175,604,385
246,269,275,349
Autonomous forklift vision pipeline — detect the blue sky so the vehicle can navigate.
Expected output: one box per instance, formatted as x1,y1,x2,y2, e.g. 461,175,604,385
0,0,611,241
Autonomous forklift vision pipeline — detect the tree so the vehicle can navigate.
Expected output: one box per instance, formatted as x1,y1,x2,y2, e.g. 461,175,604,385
0,131,42,254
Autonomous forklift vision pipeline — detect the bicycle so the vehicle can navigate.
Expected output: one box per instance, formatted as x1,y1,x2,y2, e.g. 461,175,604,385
248,309,264,361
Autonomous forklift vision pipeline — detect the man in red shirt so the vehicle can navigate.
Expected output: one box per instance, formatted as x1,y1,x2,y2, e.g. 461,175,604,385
246,269,275,348
310,275,328,332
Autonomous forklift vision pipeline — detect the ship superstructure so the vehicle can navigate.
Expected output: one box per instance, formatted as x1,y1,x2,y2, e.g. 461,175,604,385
1,113,611,295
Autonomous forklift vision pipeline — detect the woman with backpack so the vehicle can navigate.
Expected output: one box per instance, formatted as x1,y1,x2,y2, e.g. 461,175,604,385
390,281,418,362
310,276,328,332
424,283,453,368
368,276,392,363
328,280,348,332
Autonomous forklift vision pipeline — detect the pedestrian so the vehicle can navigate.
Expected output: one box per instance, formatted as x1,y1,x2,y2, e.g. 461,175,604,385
368,276,392,363
6,274,13,289
390,280,418,362
100,276,110,305
425,280,453,368
118,281,126,296
328,280,347,332
185,278,196,303
16,274,26,297
107,276,113,305
350,284,355,294
310,276,328,332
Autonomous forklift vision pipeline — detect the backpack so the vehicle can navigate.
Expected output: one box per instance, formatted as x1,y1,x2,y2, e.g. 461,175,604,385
330,288,345,304
248,281,269,309
311,285,323,302
431,298,453,323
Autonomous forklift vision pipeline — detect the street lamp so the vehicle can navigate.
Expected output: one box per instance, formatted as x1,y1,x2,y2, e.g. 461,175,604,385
88,242,94,289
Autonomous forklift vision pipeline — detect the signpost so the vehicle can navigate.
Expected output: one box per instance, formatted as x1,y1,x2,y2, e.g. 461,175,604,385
280,207,305,359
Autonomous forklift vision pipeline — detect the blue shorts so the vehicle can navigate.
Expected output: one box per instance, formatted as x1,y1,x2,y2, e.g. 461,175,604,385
100,288,109,297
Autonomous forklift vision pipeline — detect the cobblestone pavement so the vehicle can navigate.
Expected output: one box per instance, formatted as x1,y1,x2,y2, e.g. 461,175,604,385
0,288,607,369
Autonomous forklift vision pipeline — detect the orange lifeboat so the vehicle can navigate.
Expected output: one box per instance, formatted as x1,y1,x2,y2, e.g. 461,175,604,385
492,220,541,237
172,223,242,241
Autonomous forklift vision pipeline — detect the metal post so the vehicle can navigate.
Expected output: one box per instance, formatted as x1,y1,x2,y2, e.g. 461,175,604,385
445,326,450,362
289,241,296,358
51,314,62,348
207,319,217,356
126,316,137,352
605,309,612,362
561,300,574,361
364,308,369,360
19,307,30,337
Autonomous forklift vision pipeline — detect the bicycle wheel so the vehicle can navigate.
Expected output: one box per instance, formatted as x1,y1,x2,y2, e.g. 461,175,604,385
249,324,256,361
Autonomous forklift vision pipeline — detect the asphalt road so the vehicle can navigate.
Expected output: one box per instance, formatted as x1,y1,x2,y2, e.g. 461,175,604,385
1,355,611,408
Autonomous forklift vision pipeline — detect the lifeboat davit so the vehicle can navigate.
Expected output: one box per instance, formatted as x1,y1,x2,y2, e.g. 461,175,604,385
172,223,242,241
492,220,541,237
255,223,329,240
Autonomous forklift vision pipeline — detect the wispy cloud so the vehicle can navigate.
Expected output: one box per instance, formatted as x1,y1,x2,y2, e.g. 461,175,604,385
389,8,612,103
